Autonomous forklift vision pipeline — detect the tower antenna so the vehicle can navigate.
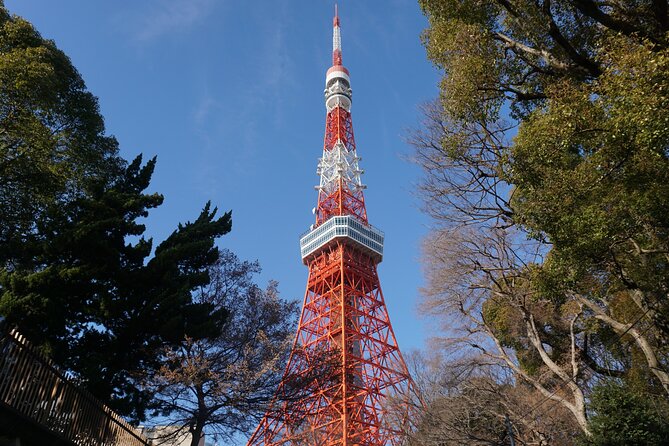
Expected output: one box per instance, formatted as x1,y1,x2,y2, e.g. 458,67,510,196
332,4,342,65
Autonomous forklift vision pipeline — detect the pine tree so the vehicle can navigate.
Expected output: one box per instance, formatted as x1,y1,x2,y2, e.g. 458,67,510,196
0,2,231,420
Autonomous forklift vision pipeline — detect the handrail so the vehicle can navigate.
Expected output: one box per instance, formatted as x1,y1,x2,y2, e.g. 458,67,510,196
299,214,384,239
0,327,150,446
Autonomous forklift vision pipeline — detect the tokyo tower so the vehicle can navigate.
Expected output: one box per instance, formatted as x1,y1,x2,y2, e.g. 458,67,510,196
247,7,419,446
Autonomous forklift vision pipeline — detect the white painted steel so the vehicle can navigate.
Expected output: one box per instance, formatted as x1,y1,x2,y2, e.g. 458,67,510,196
300,215,384,263
333,24,341,55
326,69,350,85
316,140,365,196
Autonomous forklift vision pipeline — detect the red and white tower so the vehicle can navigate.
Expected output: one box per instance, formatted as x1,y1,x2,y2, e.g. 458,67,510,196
247,7,419,446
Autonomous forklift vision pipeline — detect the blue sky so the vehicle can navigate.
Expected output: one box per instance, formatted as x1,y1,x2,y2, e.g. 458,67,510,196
5,1,441,355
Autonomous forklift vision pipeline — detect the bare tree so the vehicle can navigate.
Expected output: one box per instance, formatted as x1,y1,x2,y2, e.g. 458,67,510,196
408,101,514,230
421,227,592,432
143,250,298,446
398,350,579,446
411,99,590,431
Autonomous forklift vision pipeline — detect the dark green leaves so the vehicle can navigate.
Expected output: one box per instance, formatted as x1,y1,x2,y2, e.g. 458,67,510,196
0,4,232,420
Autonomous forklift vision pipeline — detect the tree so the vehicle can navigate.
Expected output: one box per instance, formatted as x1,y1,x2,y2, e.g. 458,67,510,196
145,250,299,445
415,0,669,440
0,1,122,253
418,0,669,119
509,36,669,392
0,2,231,420
401,351,579,446
582,381,669,446
1,153,232,419
419,225,593,435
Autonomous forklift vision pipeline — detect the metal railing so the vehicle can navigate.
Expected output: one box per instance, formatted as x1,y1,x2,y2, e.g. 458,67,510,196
0,327,150,446
299,215,384,264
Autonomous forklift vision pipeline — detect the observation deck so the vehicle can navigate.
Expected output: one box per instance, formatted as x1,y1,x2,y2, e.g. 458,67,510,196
300,215,384,264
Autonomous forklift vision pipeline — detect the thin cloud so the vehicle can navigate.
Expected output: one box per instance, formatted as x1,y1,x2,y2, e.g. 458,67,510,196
185,2,296,197
132,0,216,43
193,96,220,127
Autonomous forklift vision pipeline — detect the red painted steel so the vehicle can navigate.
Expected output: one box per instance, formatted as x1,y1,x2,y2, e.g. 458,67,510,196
247,9,418,446
316,107,367,226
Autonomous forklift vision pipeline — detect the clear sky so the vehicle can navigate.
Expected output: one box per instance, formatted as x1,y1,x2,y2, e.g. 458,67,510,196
5,1,441,356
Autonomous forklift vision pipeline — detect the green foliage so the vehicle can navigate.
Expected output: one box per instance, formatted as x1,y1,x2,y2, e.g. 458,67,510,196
581,381,669,446
417,0,669,438
510,34,669,342
0,4,121,249
419,0,669,352
511,38,669,263
0,153,232,419
0,3,232,420
419,0,504,121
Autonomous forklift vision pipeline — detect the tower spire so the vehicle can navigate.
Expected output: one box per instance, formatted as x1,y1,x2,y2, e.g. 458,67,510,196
320,3,361,224
333,4,342,66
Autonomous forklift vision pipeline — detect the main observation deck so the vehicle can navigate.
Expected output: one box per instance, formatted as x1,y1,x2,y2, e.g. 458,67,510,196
299,215,384,264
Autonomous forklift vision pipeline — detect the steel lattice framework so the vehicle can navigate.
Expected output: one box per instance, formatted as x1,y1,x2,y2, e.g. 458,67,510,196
247,8,420,446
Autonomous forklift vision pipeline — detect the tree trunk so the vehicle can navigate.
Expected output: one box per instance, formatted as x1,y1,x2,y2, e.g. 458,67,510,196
575,294,669,395
190,421,204,446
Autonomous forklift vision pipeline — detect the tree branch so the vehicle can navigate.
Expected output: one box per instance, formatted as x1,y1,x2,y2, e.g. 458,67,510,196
571,0,657,42
542,0,602,77
573,293,669,394
493,32,571,72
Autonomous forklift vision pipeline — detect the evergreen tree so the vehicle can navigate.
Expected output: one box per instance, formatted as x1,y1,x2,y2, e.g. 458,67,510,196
583,381,669,446
0,2,231,419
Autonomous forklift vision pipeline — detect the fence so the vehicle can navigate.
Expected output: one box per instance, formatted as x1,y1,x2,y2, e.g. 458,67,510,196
0,328,150,446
